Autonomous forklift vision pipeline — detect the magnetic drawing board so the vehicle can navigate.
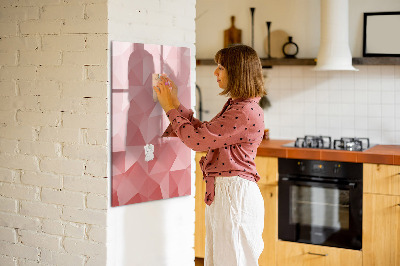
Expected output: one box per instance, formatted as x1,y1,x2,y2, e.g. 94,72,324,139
111,41,191,207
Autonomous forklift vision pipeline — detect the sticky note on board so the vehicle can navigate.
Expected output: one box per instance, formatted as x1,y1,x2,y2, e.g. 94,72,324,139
152,73,172,103
152,73,160,102
144,143,154,161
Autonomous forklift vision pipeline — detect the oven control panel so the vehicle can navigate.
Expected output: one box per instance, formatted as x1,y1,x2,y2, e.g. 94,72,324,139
281,158,362,180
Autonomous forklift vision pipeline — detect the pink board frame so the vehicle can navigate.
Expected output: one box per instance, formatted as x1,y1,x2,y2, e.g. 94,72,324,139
111,41,191,207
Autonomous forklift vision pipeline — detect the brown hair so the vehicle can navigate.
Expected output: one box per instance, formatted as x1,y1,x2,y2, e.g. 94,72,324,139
214,44,266,99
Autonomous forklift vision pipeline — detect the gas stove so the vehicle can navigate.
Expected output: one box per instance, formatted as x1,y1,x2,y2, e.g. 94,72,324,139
283,135,373,151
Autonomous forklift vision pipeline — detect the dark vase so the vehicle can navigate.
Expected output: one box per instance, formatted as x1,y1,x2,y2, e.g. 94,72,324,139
282,36,299,58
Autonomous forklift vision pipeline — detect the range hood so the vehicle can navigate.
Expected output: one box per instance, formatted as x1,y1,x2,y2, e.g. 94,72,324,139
314,0,358,71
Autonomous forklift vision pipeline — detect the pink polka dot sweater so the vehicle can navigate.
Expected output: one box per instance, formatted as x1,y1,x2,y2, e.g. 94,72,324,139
162,97,265,205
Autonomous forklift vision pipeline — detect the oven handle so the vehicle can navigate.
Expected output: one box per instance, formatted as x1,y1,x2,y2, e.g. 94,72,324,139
280,177,357,189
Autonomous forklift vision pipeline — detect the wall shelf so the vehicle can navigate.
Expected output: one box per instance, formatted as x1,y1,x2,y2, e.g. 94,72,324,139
352,57,400,65
196,57,400,67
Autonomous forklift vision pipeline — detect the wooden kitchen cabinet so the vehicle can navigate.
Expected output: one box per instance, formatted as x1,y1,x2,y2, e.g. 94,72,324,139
363,193,400,266
255,156,278,266
195,151,207,258
363,163,400,266
258,184,278,266
364,163,400,196
276,241,362,266
255,156,278,186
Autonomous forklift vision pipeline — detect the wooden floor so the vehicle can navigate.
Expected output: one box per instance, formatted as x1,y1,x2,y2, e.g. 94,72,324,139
195,257,204,266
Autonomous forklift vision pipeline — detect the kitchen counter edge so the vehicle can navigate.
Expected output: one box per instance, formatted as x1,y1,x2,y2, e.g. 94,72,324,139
195,140,400,165
256,139,400,165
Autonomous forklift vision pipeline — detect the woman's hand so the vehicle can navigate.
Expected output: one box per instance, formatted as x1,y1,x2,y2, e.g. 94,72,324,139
161,75,180,108
153,77,175,113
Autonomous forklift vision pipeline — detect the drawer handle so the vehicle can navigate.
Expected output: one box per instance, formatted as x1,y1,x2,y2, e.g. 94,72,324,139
307,252,328,256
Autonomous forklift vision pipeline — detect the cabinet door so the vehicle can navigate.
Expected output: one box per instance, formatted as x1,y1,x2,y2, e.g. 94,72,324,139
277,241,362,266
363,193,400,266
364,164,400,196
258,185,278,266
255,156,278,186
195,152,207,258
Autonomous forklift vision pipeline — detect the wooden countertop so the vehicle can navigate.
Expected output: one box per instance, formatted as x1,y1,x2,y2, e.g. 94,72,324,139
256,139,400,165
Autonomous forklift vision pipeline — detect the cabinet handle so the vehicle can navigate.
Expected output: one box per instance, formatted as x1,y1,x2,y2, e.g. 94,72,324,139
307,252,328,256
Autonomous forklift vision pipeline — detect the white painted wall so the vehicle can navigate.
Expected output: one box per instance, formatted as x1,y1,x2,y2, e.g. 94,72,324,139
107,1,196,266
197,0,319,58
196,0,400,145
196,0,400,58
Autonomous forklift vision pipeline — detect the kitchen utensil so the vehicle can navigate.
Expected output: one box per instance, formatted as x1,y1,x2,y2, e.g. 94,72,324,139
266,21,272,58
250,7,255,48
224,16,242,48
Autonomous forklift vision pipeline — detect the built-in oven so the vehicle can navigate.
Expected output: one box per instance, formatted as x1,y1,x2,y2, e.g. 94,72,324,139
278,158,363,250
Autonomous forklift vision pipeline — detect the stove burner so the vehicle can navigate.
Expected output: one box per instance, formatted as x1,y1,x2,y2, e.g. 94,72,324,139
333,137,370,151
286,136,372,151
295,135,332,149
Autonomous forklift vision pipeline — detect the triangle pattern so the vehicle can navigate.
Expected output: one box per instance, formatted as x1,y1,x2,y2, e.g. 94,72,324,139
111,41,191,207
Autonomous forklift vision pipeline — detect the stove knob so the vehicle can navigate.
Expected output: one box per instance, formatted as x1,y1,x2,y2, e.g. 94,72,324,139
334,164,341,174
298,161,305,171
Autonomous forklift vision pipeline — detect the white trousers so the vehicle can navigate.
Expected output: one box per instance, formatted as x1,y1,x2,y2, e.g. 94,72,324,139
205,176,264,266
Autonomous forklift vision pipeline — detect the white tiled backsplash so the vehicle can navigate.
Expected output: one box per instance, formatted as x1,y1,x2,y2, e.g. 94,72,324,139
196,65,400,145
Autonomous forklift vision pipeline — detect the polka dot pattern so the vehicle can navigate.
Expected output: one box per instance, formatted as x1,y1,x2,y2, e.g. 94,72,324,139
162,97,265,205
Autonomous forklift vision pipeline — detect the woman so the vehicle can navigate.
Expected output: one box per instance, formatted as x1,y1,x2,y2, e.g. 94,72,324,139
153,44,266,266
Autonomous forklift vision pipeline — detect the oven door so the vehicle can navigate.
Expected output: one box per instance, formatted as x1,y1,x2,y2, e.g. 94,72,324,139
278,176,362,250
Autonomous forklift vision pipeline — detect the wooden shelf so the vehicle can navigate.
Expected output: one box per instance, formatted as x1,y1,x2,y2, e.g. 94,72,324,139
352,57,400,65
260,58,316,67
196,57,400,67
196,58,315,69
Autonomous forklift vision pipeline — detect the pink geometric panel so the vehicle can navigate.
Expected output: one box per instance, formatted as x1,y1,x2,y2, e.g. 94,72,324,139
111,41,191,207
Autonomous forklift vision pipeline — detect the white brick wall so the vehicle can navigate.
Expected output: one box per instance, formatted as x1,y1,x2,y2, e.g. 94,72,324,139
0,0,108,265
1,0,198,264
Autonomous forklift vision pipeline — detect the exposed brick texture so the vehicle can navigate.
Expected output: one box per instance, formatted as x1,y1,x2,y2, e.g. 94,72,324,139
0,1,108,264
